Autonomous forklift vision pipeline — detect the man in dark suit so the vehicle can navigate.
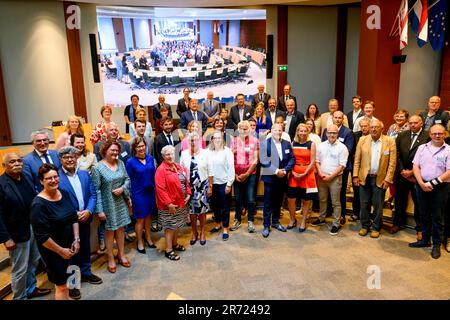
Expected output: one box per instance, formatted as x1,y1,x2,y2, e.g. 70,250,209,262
260,124,295,238
0,152,51,300
251,84,271,110
346,95,364,130
180,99,208,133
390,115,429,238
57,147,102,300
23,130,61,192
176,87,192,117
94,123,131,163
284,98,305,140
265,97,285,125
227,93,253,131
154,117,181,166
201,91,220,125
152,94,173,121
321,111,355,224
419,95,449,131
277,84,298,112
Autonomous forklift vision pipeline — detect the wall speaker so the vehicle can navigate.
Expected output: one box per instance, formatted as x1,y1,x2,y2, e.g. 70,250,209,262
89,33,101,83
392,55,407,64
266,34,273,79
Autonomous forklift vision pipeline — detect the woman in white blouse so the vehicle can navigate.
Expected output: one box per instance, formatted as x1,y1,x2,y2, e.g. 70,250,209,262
305,118,322,147
70,133,97,174
206,130,235,241
180,132,209,246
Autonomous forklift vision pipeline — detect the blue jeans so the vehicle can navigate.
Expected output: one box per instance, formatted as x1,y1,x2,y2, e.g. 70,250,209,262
263,178,286,228
211,183,231,228
234,174,257,223
415,183,448,245
360,176,386,231
9,230,41,300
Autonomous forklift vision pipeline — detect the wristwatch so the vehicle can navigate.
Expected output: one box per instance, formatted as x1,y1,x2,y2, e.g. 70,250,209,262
74,237,80,242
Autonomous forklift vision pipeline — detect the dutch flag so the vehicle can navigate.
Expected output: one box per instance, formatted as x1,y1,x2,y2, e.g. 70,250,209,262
409,0,428,47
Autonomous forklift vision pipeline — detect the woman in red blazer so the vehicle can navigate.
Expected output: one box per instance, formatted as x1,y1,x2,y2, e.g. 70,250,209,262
155,145,191,261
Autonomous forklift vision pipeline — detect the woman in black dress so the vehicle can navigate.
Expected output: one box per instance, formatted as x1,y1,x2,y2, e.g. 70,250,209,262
31,164,80,300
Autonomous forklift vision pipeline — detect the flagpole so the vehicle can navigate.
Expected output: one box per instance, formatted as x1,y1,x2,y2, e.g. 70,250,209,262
428,0,441,11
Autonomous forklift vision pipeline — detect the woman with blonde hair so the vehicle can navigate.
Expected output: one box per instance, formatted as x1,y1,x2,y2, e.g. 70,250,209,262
252,102,271,135
180,120,206,152
55,115,84,150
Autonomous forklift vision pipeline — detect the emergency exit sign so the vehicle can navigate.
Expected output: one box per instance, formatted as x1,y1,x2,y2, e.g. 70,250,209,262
278,65,288,71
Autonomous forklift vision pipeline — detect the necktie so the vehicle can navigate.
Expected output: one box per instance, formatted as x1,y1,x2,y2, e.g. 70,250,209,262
410,133,417,149
285,96,288,102
167,135,173,146
193,112,197,121
42,152,51,164
260,94,263,101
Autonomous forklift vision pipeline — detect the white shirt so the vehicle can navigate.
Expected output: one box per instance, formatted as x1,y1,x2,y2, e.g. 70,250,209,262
62,168,84,211
308,133,321,147
410,129,422,149
352,109,362,124
266,132,291,143
180,149,209,182
269,110,277,124
238,107,245,122
207,147,235,186
36,149,54,164
316,140,349,175
370,138,382,175
273,139,283,159
285,113,293,133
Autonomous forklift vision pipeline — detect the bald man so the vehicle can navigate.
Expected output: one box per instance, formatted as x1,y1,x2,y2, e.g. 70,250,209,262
391,115,429,238
251,84,271,110
419,96,449,131
0,152,51,299
353,119,397,238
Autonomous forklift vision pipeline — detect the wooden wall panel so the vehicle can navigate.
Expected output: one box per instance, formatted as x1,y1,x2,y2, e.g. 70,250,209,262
239,20,266,49
112,18,126,52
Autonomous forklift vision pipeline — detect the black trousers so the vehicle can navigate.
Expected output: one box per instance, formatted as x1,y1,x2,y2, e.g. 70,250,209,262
393,175,421,231
69,221,92,277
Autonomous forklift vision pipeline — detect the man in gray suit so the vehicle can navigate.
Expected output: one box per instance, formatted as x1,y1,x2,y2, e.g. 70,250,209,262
201,91,220,126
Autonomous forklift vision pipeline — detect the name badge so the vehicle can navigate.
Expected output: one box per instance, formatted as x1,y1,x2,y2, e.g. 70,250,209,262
338,137,344,142
246,112,251,117
435,120,442,124
285,149,290,154
383,151,389,156
121,151,128,158
244,147,251,153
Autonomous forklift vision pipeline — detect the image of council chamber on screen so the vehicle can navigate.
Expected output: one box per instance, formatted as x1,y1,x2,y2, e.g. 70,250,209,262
97,7,267,108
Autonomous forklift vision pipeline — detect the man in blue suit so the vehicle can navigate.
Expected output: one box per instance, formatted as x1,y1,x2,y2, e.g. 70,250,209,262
260,124,295,238
58,146,102,300
23,130,61,192
180,98,208,133
321,111,355,224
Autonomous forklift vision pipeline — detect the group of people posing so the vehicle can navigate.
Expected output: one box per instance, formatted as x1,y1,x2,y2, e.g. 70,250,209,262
0,85,449,301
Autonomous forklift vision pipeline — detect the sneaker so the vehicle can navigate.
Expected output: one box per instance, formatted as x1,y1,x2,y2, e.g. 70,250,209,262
81,274,103,285
431,245,441,259
330,225,339,236
311,218,325,226
247,221,256,233
359,228,368,236
370,230,380,238
262,228,270,238
230,220,242,231
69,288,81,300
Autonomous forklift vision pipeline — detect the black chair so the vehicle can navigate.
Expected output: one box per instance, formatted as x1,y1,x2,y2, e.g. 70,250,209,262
167,67,174,72
129,72,143,90
196,71,206,85
173,60,179,67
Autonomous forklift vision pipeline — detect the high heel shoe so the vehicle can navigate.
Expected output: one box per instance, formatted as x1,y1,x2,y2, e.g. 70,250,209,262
199,233,206,246
118,258,131,268
145,239,157,248
190,232,198,245
137,244,146,254
287,220,297,230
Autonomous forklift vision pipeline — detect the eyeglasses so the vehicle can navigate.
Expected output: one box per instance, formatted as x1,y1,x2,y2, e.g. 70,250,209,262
43,175,59,181
61,155,76,160
430,132,444,136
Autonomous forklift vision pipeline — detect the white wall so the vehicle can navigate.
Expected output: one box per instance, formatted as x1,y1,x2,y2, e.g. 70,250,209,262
79,3,105,126
133,19,150,49
287,6,338,113
229,20,240,47
98,17,116,50
343,7,360,114
0,0,74,143
398,25,442,114
123,18,134,50
199,20,213,46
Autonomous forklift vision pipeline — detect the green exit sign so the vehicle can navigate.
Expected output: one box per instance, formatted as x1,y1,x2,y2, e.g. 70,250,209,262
278,65,288,71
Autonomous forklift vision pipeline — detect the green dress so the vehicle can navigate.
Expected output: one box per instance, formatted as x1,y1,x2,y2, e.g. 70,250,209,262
92,160,131,231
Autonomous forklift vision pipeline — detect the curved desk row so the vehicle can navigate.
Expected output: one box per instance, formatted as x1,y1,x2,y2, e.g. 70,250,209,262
223,46,266,66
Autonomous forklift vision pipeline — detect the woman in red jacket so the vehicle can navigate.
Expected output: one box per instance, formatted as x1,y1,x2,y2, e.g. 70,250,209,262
155,145,191,261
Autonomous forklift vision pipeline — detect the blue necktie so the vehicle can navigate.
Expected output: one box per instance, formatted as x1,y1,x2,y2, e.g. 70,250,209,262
42,152,51,164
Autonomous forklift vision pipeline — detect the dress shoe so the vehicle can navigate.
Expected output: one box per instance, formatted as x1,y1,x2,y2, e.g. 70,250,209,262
81,274,103,285
417,231,423,241
431,245,441,259
370,230,380,238
27,288,51,299
358,228,368,237
262,228,270,238
409,240,431,248
298,226,307,233
200,239,206,246
69,288,81,300
209,226,221,233
137,246,146,254
389,225,401,234
273,223,287,232
287,220,297,230
190,232,198,245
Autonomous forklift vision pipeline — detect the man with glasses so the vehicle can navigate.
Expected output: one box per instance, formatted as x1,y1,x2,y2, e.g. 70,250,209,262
23,130,61,192
410,124,450,259
419,96,449,131
312,125,349,235
58,146,102,299
0,152,51,299
353,119,396,239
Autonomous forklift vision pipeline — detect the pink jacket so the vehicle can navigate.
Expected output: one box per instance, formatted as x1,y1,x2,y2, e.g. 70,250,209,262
155,161,192,210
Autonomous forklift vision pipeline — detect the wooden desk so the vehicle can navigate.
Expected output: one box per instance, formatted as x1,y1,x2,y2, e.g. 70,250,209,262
223,46,266,66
